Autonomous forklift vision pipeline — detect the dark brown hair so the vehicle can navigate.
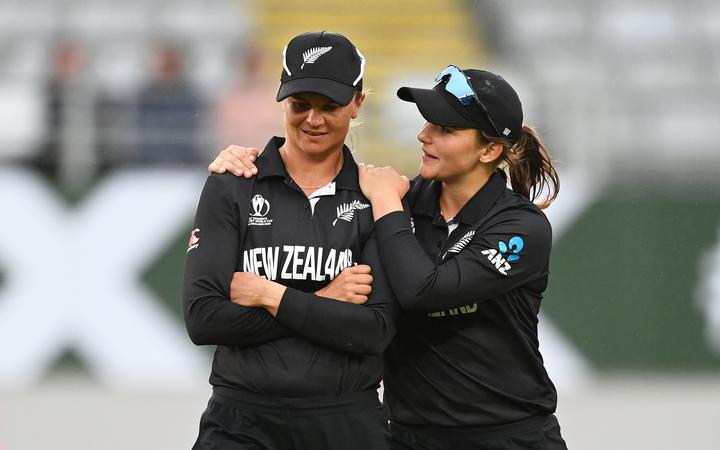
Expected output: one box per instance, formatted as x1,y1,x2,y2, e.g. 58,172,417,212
480,125,559,209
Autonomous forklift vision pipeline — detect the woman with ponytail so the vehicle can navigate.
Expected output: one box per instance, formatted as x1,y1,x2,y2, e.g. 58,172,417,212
210,65,566,449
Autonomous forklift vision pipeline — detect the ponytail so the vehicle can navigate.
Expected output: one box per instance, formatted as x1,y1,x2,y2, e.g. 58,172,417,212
483,125,560,209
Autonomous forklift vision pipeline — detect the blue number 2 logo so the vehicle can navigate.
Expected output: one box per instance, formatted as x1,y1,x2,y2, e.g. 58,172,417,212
498,236,524,262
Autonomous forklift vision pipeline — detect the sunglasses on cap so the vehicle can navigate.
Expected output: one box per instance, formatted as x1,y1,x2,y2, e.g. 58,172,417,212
435,65,502,137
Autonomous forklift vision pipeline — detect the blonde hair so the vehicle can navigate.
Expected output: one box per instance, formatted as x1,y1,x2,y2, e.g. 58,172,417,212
349,89,370,129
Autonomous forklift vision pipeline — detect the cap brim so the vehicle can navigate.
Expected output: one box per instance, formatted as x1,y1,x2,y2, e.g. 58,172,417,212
397,87,475,128
277,78,357,105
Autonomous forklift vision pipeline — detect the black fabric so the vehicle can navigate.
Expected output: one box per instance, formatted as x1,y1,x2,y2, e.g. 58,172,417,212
277,31,364,105
183,136,398,398
397,85,477,128
193,391,389,450
397,68,523,143
375,172,558,427
388,415,567,450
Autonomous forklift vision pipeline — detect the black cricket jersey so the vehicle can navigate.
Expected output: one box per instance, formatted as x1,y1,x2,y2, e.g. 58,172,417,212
375,170,558,427
183,137,398,398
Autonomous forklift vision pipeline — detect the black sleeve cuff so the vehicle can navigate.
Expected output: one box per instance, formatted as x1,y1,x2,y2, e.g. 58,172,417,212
375,210,411,243
275,287,314,332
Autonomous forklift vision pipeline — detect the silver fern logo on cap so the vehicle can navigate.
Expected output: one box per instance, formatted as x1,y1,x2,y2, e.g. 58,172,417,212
301,46,332,69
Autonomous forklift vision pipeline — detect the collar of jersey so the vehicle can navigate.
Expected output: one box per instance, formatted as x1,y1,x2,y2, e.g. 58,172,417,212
414,169,507,225
256,136,361,192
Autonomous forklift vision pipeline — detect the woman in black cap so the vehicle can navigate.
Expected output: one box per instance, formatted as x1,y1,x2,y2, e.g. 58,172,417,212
210,64,567,449
359,65,566,449
183,31,397,449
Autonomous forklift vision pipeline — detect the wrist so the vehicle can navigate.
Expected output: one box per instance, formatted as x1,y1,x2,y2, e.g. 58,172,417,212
371,196,403,221
260,280,286,316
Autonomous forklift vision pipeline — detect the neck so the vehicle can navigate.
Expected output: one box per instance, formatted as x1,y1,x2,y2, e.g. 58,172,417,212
279,141,344,195
439,168,494,220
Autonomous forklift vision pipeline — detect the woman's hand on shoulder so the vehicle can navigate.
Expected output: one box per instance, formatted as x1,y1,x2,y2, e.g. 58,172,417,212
208,145,260,178
357,163,410,201
315,264,373,304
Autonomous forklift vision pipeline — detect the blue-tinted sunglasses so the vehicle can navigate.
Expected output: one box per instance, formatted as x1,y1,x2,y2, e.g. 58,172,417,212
435,65,502,136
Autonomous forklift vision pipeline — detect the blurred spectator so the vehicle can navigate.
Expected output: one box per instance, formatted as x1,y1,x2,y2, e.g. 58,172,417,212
95,88,136,171
31,41,88,179
211,45,282,154
134,43,204,165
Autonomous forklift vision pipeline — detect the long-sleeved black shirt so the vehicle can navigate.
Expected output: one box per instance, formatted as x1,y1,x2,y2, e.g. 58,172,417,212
375,170,558,427
183,137,398,397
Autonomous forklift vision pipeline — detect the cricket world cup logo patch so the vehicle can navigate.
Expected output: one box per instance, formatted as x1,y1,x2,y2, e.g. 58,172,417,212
249,194,273,226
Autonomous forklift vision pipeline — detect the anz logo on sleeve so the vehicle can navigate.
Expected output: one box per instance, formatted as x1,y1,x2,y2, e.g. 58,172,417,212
481,236,524,276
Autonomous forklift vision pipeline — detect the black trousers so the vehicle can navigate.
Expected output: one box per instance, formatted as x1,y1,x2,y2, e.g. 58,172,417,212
192,389,388,450
388,414,567,450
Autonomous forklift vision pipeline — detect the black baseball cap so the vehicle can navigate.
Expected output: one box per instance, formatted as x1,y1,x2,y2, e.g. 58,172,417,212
397,67,523,143
277,31,365,106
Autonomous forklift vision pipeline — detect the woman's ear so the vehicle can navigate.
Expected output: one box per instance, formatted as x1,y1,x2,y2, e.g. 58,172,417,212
351,93,366,119
479,142,503,164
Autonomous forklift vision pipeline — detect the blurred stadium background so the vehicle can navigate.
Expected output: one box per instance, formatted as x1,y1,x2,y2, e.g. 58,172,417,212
1,0,720,448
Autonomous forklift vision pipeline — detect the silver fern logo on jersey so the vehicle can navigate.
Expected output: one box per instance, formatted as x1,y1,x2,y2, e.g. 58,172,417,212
301,46,332,69
249,194,273,226
333,200,370,226
442,230,475,260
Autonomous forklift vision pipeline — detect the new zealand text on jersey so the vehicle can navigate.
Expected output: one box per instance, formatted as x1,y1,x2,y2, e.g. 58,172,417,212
243,246,355,281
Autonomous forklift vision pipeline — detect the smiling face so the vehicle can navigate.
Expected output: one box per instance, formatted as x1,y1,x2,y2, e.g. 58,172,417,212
281,92,364,158
417,122,497,183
